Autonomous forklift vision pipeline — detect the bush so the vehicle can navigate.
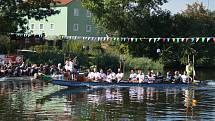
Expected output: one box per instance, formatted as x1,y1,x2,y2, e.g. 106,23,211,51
93,53,120,72
125,56,164,71
21,45,65,65
0,35,17,54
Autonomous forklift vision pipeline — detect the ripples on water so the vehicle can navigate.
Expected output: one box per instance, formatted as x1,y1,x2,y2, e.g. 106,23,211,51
0,79,215,121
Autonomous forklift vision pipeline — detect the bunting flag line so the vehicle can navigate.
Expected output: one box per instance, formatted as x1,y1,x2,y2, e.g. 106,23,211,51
11,33,215,44
60,35,215,43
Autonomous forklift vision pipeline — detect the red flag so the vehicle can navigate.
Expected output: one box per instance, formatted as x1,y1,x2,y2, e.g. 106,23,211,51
128,38,131,43
162,38,165,43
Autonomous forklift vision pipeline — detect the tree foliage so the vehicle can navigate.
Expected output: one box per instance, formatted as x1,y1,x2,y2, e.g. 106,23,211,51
82,0,168,37
0,0,60,34
82,1,215,67
0,35,17,54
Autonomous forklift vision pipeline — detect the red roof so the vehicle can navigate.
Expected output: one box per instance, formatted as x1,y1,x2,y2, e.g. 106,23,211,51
56,0,72,5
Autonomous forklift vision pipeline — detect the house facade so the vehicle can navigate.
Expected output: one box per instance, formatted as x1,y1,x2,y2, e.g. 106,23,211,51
26,0,104,39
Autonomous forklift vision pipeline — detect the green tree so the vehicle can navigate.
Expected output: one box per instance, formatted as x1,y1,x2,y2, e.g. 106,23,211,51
82,0,168,37
0,35,17,54
0,0,60,34
161,2,215,67
172,2,215,37
83,1,215,67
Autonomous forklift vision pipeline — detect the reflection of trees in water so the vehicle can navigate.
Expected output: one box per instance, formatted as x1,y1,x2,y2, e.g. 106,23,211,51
65,87,202,120
0,80,47,95
0,80,60,121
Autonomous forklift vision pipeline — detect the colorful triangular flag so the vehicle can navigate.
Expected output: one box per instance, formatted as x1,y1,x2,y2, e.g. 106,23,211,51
181,38,185,42
191,38,195,43
135,38,138,42
186,38,189,42
157,38,161,42
172,38,176,43
162,38,165,43
176,38,180,43
196,38,200,42
167,38,170,43
154,38,157,43
202,38,206,43
207,37,211,42
131,38,134,42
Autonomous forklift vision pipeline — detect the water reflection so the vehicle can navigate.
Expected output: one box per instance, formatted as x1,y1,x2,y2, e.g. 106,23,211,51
0,80,215,121
56,86,212,121
0,79,46,95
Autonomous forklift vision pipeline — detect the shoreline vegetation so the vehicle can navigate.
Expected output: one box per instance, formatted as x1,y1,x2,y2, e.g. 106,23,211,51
1,36,213,74
26,40,164,72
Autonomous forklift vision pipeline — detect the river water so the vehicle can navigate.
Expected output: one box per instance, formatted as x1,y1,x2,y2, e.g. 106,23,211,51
0,70,214,121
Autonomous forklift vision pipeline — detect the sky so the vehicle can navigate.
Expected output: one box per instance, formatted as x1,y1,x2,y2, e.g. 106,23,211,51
162,0,215,14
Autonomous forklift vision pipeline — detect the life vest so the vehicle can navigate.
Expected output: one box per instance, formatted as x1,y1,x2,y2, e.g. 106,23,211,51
187,65,193,76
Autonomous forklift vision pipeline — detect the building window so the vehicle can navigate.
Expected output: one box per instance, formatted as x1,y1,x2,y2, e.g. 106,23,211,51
50,23,54,30
39,24,44,30
73,24,79,31
86,10,92,17
31,24,35,30
86,25,92,32
74,8,79,16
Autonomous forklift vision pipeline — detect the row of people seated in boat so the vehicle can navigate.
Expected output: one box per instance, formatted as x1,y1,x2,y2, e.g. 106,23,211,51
87,68,124,83
129,69,164,83
87,68,163,83
129,69,192,84
86,67,192,83
166,71,192,83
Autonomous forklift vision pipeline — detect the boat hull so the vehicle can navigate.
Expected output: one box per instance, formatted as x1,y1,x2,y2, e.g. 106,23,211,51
52,80,204,88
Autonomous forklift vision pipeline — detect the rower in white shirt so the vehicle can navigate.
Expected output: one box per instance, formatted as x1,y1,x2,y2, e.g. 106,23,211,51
93,68,100,81
98,69,107,81
116,68,124,82
181,71,189,83
87,69,95,81
64,61,70,71
136,69,145,83
129,69,137,82
147,71,155,83
106,69,116,83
